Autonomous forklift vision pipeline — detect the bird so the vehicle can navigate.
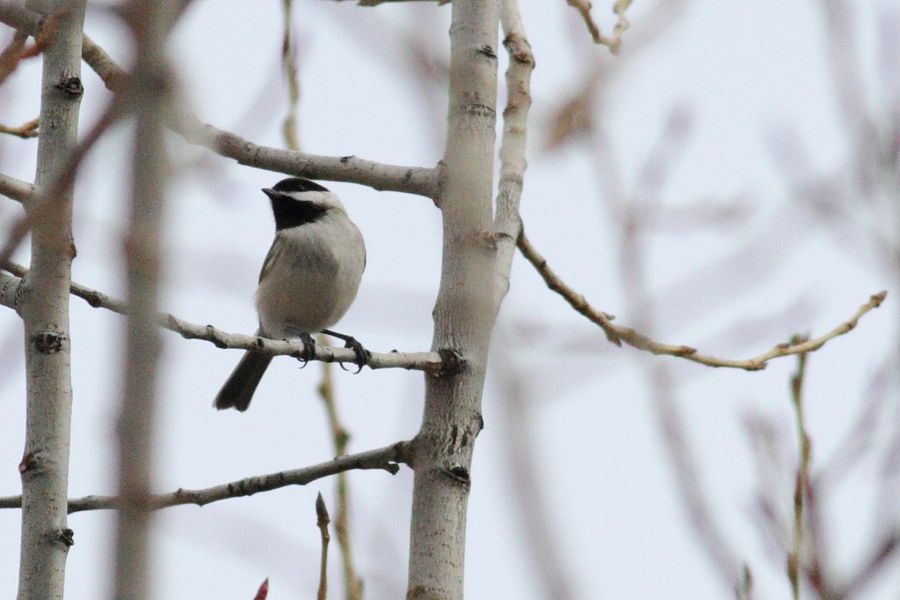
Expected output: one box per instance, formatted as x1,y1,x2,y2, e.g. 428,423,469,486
214,177,367,411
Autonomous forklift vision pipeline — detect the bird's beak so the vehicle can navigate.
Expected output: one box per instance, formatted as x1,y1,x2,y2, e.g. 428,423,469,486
261,188,277,198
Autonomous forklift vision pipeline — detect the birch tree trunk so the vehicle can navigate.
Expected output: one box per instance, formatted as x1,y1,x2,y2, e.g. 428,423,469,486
407,0,500,597
16,2,86,599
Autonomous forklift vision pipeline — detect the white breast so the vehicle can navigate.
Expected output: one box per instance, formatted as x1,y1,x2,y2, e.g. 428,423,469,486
255,212,365,339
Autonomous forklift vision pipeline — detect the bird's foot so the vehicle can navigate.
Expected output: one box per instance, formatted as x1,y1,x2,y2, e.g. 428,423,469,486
296,332,316,367
322,329,369,373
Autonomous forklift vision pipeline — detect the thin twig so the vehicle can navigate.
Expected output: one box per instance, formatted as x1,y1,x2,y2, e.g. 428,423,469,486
316,493,331,600
317,336,364,600
517,229,887,370
787,337,811,600
280,0,301,152
0,442,409,513
565,0,632,52
0,117,39,138
838,529,900,597
0,95,126,270
0,265,452,374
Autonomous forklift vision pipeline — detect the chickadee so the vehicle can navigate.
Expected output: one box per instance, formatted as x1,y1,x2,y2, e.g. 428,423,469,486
214,177,367,412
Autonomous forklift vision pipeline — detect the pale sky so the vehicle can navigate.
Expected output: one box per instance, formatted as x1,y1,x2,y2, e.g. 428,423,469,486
0,1,897,598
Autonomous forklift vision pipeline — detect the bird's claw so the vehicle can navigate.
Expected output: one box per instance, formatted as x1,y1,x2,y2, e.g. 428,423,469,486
341,337,369,374
322,329,369,373
296,333,316,368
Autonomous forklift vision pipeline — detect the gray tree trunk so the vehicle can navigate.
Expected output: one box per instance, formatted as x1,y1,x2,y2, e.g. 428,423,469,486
16,2,87,599
407,0,500,598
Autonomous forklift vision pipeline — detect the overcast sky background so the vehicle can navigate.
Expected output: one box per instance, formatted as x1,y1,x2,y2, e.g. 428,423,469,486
0,0,898,598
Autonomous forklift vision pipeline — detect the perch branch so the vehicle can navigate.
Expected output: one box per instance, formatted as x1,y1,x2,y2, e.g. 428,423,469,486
518,229,887,370
0,265,450,373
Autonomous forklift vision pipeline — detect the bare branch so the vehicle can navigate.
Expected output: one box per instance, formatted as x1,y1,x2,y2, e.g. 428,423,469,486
0,1,439,197
315,493,331,600
518,230,887,370
565,0,632,52
111,2,175,598
0,117,39,138
0,443,410,513
838,530,900,598
0,95,125,270
492,0,535,307
0,265,452,374
172,115,438,197
317,336,365,600
787,339,811,600
0,172,32,203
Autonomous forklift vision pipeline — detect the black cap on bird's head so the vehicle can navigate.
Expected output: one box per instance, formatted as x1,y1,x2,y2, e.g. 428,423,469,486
272,178,329,194
262,178,345,230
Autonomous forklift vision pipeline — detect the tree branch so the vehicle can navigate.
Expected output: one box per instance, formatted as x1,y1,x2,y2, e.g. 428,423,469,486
0,117,39,138
171,114,438,197
0,172,32,203
492,0,534,307
517,229,887,370
0,265,452,374
0,1,440,197
0,443,410,514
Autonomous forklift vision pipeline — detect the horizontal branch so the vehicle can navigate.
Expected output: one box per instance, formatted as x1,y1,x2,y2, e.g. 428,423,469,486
0,442,410,513
0,2,439,197
0,264,453,375
0,172,32,203
173,114,439,197
0,117,39,138
517,230,887,371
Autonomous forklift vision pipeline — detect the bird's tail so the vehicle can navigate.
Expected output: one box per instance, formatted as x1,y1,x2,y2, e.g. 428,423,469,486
214,351,273,412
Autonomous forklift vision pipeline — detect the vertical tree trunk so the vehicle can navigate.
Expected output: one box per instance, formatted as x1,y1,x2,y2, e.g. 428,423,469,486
407,0,500,598
112,2,173,599
16,3,87,599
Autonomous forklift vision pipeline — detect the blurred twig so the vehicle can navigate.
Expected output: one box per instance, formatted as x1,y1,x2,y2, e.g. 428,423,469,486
316,493,331,600
317,335,364,600
0,117,38,138
565,0,631,52
786,337,810,600
280,0,300,151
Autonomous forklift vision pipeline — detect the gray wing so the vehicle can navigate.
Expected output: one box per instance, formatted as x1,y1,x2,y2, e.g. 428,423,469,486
258,237,283,284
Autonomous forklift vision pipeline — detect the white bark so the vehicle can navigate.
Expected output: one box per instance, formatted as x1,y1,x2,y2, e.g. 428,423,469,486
15,2,87,599
407,0,500,598
111,2,174,599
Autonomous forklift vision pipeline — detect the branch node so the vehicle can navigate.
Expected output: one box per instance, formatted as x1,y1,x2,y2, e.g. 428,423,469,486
54,76,83,98
476,44,497,59
428,348,464,378
444,465,471,486
54,527,75,547
205,324,227,348
32,330,66,354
